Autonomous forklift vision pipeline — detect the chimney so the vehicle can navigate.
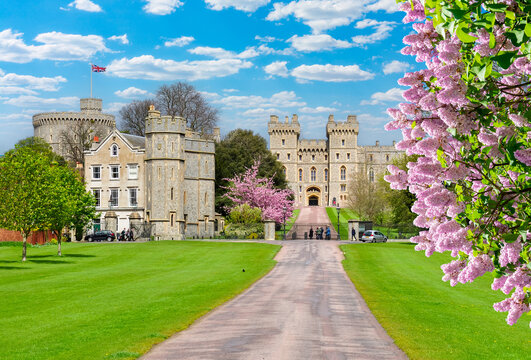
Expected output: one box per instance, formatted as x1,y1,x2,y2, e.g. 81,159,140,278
285,116,289,123
375,140,380,146
392,140,396,146
93,136,100,143
270,115,279,123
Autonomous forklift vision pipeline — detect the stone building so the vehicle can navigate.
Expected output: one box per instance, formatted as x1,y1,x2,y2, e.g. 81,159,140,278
268,114,403,208
33,98,115,160
83,106,216,240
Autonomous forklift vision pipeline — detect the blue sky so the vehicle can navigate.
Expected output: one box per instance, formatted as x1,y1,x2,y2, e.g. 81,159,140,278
0,0,418,154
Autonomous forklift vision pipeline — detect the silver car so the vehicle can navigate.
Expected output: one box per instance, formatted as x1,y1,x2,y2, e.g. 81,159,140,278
361,230,387,243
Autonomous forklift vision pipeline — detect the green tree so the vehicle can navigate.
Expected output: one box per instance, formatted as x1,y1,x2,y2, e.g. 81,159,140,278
347,170,386,223
15,137,65,166
215,129,287,215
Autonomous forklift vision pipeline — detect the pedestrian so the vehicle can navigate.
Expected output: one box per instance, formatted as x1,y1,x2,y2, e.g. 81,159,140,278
326,226,331,240
129,228,134,241
352,227,356,241
121,228,126,241
309,227,314,240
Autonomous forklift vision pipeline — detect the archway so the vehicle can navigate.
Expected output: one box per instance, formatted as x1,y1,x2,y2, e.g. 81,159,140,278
308,195,319,206
306,186,321,206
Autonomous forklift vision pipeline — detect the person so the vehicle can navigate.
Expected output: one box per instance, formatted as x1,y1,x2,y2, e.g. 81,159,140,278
352,227,356,241
129,228,134,241
316,227,321,240
325,226,331,240
309,227,314,240
121,228,126,241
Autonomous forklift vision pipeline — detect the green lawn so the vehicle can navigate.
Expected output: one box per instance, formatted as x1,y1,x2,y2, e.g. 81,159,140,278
275,208,300,239
326,207,358,240
0,241,280,360
340,242,529,360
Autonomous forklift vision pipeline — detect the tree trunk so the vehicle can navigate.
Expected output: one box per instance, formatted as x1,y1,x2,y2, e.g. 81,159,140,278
57,231,62,256
22,233,27,262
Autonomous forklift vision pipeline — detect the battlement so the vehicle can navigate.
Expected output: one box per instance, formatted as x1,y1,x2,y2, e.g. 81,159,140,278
326,115,359,134
80,98,102,112
299,139,327,151
145,106,187,134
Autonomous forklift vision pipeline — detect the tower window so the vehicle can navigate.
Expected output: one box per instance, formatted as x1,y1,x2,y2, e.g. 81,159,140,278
340,166,346,181
287,153,291,160
282,167,287,177
341,184,346,192
347,153,350,160
312,154,315,161
299,154,302,161
324,168,328,181
369,154,373,162
171,187,174,200
310,167,316,182
336,153,339,160
277,153,280,160
325,155,328,161
369,168,375,182
386,154,390,162
342,139,345,146
282,139,285,146
299,169,303,181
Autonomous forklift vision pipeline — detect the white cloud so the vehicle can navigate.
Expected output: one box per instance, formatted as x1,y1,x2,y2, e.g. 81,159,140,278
241,107,281,118
107,55,253,81
352,19,396,46
204,0,270,12
68,0,102,12
288,34,352,52
103,102,128,113
360,88,404,105
255,35,277,43
143,0,183,15
3,95,79,108
299,106,337,113
382,60,410,75
114,87,152,99
264,61,288,78
200,91,221,99
188,46,259,59
223,89,238,93
0,70,67,91
108,34,129,45
215,90,306,109
0,29,109,63
256,44,294,56
0,87,38,95
291,64,374,82
267,0,399,33
164,36,194,47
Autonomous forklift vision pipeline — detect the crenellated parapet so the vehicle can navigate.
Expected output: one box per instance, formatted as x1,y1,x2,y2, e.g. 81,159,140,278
326,114,359,135
268,114,301,136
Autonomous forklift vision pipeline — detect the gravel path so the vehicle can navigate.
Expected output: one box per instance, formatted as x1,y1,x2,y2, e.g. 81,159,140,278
141,240,407,360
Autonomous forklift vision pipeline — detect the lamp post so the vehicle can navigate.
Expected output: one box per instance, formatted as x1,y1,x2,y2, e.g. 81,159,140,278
283,206,287,240
336,204,341,240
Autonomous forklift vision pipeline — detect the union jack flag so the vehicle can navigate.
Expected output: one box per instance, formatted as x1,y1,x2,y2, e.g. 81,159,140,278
91,64,106,72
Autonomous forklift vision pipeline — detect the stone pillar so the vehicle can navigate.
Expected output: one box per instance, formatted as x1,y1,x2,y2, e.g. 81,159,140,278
129,212,142,240
104,211,118,232
264,220,276,241
348,220,360,241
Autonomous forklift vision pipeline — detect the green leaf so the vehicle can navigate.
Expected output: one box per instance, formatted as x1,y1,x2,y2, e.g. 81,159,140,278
491,51,517,69
489,32,496,48
447,127,457,136
525,23,531,37
505,11,515,20
448,8,469,20
456,24,478,43
503,233,519,243
437,148,447,168
483,3,507,12
506,29,527,47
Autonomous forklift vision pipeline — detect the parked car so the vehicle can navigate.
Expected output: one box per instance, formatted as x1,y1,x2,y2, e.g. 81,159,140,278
84,230,116,242
361,230,387,243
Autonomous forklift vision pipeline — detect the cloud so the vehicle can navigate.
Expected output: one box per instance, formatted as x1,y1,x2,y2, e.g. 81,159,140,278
188,46,259,59
215,90,306,109
0,70,67,91
241,107,281,118
256,44,294,56
204,0,270,12
223,89,238,93
0,29,109,63
264,61,288,78
382,60,410,75
108,34,129,45
267,0,399,33
103,102,128,113
67,0,102,12
164,36,194,47
0,87,38,95
291,64,374,82
114,87,153,99
299,106,337,113
3,95,79,108
352,19,396,46
143,0,183,15
360,88,404,105
255,35,277,43
107,55,253,81
288,34,352,52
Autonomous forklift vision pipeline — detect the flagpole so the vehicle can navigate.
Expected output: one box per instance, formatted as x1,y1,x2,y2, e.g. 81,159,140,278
90,63,93,98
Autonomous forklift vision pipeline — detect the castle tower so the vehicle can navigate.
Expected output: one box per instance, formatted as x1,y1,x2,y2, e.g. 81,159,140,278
145,106,187,240
326,115,359,207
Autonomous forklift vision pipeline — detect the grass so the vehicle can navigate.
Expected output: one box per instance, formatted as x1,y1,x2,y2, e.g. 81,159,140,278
340,242,529,360
275,208,300,239
325,207,358,240
0,241,280,360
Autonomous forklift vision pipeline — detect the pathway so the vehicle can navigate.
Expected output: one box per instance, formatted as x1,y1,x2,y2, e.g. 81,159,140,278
287,206,338,240
141,241,406,360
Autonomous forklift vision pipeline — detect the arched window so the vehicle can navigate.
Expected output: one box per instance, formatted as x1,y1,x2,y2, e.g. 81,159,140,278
111,144,118,156
324,168,328,181
369,168,374,182
282,166,287,177
340,166,346,181
310,167,316,182
298,169,303,182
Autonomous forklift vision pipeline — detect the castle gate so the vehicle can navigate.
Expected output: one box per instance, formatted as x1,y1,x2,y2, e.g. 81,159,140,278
306,186,321,206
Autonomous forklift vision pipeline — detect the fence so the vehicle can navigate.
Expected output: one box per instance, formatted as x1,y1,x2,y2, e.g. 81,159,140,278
277,224,337,240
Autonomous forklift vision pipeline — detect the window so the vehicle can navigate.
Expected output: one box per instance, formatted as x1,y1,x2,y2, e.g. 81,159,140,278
369,154,373,162
171,213,175,227
310,167,316,182
298,169,303,181
277,153,280,160
92,166,101,180
170,187,174,201
347,153,350,160
386,154,390,162
341,184,346,192
299,154,302,161
92,189,101,207
110,189,118,207
287,153,291,160
299,186,302,192
336,153,339,160
369,168,375,182
342,139,345,146
111,144,118,156
129,188,138,207
312,154,315,161
282,167,287,177
340,166,346,181
282,139,285,146
110,165,119,179
325,185,328,192
128,164,138,180
325,155,328,161
324,168,328,181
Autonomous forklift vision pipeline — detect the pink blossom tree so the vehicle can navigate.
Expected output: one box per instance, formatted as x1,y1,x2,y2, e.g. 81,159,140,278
388,0,531,326
223,161,294,224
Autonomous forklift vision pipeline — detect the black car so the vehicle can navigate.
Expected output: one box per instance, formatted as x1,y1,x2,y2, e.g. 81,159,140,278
84,230,116,242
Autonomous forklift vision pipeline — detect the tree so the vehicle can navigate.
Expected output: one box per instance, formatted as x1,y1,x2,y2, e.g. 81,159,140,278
118,99,154,136
347,170,386,223
0,146,54,261
15,137,66,166
60,120,106,166
215,129,288,215
156,82,218,133
223,161,294,224
387,1,531,326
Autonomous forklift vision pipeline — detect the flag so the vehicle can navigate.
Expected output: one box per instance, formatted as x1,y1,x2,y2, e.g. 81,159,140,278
91,64,106,72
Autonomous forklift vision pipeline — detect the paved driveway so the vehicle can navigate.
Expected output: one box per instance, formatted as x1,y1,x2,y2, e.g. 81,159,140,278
141,241,407,360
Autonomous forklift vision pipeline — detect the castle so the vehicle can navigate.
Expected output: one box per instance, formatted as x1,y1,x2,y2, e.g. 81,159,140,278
268,114,403,208
34,99,216,240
